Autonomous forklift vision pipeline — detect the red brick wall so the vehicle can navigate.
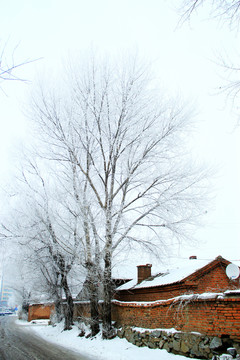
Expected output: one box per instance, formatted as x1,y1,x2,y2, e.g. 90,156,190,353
73,302,91,319
112,295,240,342
115,284,192,302
188,264,235,293
115,263,238,302
73,302,105,322
28,302,101,322
28,304,55,322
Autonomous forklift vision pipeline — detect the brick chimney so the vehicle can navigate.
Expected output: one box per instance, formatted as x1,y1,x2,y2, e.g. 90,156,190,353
137,264,152,284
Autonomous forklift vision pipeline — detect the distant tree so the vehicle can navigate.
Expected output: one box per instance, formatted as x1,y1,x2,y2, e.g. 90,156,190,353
29,55,207,338
0,243,34,319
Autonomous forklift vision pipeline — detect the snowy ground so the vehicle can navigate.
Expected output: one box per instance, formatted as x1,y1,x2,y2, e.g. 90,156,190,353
16,319,191,360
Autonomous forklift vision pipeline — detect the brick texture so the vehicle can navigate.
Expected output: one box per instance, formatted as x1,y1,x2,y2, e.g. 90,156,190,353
28,303,55,322
112,295,240,342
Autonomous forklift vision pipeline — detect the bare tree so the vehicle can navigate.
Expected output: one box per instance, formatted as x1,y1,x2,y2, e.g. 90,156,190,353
0,40,38,87
179,0,240,27
3,141,102,334
178,1,240,116
28,55,207,338
0,159,84,330
67,154,101,335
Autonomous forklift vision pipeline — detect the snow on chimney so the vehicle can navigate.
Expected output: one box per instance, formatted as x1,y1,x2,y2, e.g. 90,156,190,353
189,256,197,260
137,264,152,284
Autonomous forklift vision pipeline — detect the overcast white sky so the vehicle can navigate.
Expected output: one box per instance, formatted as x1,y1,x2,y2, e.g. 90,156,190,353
0,0,240,265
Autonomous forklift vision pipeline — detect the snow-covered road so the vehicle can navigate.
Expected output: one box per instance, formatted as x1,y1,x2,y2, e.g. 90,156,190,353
21,318,192,360
0,316,93,359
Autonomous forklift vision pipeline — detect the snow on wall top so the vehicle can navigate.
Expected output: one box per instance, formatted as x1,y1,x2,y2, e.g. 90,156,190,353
116,258,214,291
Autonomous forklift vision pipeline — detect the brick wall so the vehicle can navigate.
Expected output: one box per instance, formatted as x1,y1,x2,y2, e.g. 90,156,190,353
188,263,235,293
28,303,55,322
28,301,102,322
73,301,104,321
28,295,240,343
112,294,240,342
73,301,91,320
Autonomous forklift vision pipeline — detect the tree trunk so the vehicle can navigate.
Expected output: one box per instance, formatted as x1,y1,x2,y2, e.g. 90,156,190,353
102,250,113,339
89,281,100,336
61,274,74,330
86,262,100,336
54,298,63,323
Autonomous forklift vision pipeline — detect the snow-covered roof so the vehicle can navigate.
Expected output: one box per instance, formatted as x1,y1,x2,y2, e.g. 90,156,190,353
112,262,137,280
116,258,218,291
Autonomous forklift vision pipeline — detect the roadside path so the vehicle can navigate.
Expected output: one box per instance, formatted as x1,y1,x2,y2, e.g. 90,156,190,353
0,316,94,360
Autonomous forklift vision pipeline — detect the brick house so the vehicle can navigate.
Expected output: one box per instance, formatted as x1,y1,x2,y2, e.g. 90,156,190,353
114,256,240,302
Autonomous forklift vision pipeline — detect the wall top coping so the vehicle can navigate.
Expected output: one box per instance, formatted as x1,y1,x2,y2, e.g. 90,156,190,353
112,291,240,308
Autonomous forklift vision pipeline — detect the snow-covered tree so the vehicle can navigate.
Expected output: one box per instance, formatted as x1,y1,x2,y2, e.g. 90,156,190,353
0,159,84,330
29,55,207,338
